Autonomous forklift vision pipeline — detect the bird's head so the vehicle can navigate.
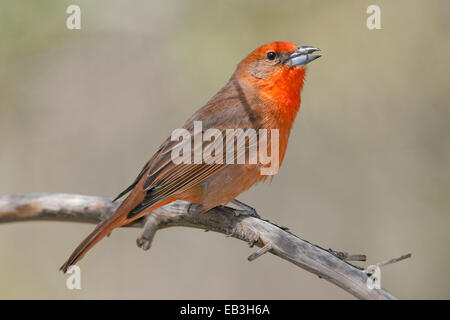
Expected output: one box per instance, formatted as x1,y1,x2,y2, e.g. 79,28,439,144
235,41,320,99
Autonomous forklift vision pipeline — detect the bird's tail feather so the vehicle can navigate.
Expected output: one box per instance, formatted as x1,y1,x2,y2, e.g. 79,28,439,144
59,193,177,273
59,212,125,273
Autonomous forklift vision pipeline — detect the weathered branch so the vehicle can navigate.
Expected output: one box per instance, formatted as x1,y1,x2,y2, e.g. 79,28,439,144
0,193,401,300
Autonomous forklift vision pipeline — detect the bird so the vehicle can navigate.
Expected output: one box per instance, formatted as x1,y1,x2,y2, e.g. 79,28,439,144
60,41,320,273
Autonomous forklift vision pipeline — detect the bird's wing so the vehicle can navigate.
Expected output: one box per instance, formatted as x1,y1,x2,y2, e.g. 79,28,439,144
116,80,264,218
126,126,261,218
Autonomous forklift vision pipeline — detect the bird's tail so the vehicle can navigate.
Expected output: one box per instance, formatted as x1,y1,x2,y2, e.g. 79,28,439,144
59,212,125,273
59,191,177,273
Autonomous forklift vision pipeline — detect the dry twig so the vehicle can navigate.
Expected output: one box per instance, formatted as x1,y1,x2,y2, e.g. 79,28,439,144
0,193,408,300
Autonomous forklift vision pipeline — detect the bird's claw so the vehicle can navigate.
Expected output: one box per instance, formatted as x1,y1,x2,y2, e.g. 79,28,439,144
233,208,261,219
231,199,261,219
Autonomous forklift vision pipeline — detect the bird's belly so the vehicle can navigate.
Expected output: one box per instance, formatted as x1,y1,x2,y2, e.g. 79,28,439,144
178,164,265,212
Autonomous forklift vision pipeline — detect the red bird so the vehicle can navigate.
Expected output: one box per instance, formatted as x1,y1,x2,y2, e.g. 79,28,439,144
60,41,320,272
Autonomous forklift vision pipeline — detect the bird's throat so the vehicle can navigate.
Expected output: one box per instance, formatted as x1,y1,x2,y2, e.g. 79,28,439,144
259,67,305,129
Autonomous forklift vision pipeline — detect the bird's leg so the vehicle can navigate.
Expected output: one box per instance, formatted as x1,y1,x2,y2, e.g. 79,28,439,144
187,203,204,215
230,199,261,219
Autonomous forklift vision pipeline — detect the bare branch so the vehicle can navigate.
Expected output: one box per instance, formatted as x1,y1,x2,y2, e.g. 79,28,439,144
377,253,412,268
248,242,273,261
0,193,399,300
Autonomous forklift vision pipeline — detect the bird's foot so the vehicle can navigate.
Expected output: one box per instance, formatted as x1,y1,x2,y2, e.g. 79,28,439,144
231,199,261,219
187,203,203,215
233,208,260,219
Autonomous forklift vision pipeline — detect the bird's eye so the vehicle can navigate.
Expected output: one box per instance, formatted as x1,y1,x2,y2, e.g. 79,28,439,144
266,51,277,61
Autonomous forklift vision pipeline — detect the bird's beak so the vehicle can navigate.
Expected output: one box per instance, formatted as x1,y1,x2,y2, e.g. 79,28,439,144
285,46,321,67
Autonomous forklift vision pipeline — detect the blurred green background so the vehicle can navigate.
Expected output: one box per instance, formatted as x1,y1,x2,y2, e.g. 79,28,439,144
0,0,449,299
